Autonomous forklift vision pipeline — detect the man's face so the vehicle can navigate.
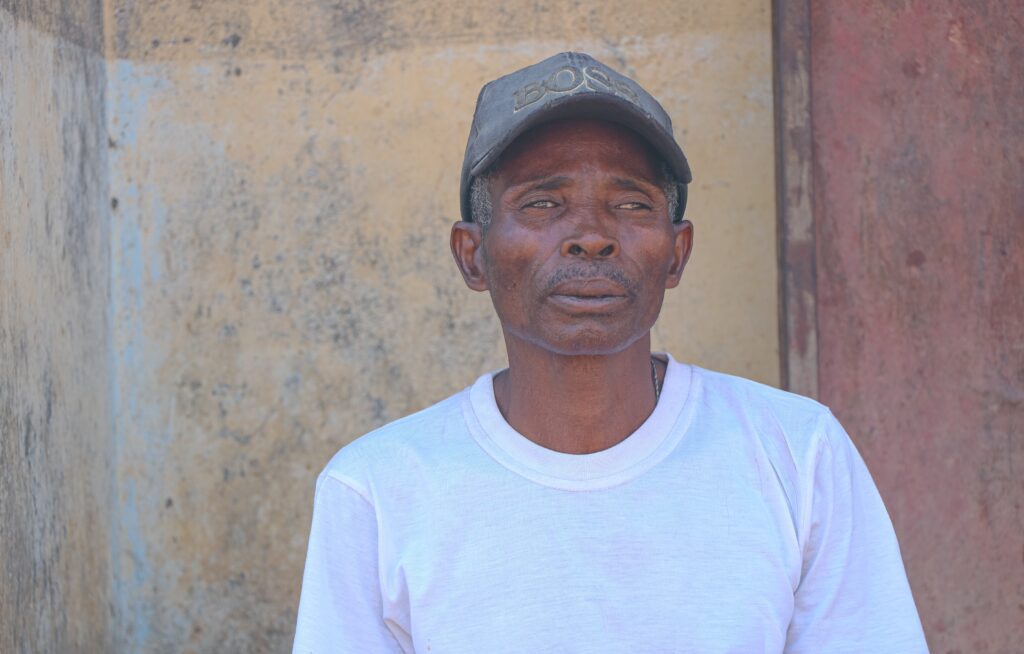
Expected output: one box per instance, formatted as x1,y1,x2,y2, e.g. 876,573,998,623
454,118,693,356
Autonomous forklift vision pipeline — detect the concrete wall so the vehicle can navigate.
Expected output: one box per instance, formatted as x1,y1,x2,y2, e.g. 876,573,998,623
0,1,113,652
810,1,1024,651
104,1,778,650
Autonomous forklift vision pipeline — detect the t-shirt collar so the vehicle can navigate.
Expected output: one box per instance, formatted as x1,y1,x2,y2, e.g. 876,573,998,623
462,353,696,491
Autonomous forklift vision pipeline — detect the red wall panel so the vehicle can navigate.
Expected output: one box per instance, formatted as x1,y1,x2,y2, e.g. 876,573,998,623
810,1,1023,650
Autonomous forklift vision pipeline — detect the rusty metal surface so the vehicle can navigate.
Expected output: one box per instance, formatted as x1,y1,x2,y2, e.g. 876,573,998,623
773,0,819,398
810,1,1024,651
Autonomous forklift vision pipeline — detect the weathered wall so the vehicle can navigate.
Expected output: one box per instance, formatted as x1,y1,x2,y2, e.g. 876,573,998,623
810,1,1024,651
0,1,113,652
104,0,778,650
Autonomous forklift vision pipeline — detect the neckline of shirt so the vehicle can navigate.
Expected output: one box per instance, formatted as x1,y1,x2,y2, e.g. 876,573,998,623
461,353,699,491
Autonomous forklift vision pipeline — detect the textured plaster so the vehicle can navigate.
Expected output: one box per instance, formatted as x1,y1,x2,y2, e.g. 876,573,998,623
0,2,112,652
104,1,778,650
811,1,1024,651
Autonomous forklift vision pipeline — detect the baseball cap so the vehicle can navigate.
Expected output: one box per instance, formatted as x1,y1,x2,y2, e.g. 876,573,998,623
459,51,692,223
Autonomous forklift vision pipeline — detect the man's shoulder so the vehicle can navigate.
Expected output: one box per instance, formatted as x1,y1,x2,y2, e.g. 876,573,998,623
688,365,855,540
689,364,836,454
694,366,827,418
318,388,469,491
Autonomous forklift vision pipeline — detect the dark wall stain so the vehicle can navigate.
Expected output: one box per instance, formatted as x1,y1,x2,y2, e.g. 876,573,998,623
0,0,105,53
107,1,759,62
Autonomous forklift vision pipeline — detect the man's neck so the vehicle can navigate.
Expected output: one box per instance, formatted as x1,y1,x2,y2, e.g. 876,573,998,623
492,335,663,455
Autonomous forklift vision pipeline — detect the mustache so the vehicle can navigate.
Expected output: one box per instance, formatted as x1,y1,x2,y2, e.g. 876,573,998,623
543,264,639,296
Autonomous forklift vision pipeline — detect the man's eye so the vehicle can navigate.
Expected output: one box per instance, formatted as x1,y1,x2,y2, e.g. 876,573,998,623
617,202,651,210
525,200,558,209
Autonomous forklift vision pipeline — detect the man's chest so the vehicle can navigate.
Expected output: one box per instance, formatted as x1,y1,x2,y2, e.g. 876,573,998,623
377,473,802,653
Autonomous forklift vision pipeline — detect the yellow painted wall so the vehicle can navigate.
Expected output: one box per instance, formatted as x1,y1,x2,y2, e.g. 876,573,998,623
0,2,113,652
1,1,778,650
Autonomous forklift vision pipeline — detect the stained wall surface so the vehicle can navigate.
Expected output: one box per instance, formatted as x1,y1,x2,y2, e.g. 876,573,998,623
0,1,113,652
810,1,1024,651
104,1,778,650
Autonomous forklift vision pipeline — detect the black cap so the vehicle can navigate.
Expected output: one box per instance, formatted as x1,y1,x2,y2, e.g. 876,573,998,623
459,51,692,223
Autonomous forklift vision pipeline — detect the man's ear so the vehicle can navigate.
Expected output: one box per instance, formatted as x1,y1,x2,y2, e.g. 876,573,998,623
450,221,489,291
665,219,694,289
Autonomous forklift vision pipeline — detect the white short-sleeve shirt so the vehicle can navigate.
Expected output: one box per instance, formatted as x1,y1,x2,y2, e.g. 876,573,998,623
293,354,929,653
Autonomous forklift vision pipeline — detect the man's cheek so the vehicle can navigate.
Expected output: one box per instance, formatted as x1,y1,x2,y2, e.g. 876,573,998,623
495,257,532,294
492,269,520,295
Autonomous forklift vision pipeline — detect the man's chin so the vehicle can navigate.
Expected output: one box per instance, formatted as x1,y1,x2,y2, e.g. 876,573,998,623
518,325,646,357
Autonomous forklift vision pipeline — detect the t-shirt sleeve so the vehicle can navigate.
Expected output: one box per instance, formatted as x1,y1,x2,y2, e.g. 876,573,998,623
292,473,406,654
784,412,930,653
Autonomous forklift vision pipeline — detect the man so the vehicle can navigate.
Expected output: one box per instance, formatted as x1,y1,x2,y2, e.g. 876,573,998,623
293,52,928,653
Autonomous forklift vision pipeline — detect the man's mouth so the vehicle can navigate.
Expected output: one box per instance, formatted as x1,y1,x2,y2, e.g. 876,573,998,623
549,278,627,296
547,278,631,311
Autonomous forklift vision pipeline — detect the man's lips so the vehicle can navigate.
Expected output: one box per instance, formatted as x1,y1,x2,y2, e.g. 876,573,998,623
547,278,631,311
548,278,629,298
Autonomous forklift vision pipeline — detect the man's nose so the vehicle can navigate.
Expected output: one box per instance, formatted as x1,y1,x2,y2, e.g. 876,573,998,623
560,207,620,258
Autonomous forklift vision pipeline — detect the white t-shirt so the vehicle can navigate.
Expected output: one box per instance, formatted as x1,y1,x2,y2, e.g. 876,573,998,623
293,354,928,653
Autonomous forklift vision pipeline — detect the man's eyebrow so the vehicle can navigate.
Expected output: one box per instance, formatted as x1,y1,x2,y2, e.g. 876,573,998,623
610,176,656,193
507,175,573,193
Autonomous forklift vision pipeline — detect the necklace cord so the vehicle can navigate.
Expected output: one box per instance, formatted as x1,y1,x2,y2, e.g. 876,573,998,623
650,358,662,403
